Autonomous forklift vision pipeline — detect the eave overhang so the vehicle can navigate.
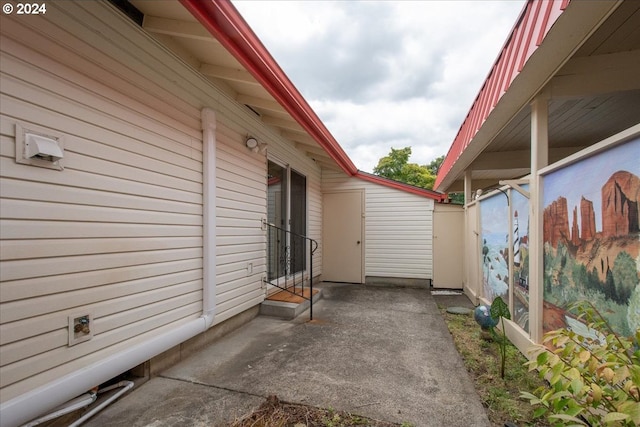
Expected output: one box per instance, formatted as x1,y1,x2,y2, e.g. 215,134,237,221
179,0,358,176
434,0,625,193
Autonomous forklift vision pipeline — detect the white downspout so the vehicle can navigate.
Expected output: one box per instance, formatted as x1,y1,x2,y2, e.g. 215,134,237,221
1,110,218,427
201,107,217,327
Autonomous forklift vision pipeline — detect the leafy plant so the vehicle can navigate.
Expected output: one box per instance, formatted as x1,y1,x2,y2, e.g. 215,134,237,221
442,305,549,425
490,296,512,379
520,300,640,426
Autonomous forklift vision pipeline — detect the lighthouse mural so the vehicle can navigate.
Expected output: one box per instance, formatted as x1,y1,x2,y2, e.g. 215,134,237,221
513,210,521,268
512,188,530,333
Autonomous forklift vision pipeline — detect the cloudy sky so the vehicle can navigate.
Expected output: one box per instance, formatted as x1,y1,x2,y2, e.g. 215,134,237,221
232,0,526,173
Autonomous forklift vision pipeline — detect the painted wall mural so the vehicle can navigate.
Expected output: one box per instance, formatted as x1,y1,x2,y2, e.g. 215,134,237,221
480,193,510,302
542,138,640,337
512,185,530,333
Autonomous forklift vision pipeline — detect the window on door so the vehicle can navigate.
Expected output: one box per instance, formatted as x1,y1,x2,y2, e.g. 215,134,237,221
267,160,307,280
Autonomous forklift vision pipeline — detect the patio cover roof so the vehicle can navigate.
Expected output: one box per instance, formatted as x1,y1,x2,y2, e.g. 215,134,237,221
434,0,640,193
127,0,444,201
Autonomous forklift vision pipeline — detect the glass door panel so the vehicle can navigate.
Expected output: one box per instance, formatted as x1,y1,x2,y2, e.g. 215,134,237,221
290,170,307,274
267,161,287,280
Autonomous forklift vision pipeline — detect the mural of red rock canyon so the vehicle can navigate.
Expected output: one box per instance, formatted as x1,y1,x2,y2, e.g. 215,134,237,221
542,138,640,337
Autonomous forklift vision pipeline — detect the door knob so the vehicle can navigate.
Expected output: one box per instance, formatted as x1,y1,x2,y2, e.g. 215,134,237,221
357,241,361,244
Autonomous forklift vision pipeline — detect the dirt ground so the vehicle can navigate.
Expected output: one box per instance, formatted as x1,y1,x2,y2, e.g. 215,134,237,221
229,395,402,427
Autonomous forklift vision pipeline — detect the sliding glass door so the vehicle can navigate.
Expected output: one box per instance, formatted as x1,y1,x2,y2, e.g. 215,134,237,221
267,160,307,280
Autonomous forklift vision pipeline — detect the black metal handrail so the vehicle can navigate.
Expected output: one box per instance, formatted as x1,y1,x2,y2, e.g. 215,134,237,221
263,219,318,320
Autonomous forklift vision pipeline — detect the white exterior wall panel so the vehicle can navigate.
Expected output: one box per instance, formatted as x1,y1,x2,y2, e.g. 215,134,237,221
322,170,434,279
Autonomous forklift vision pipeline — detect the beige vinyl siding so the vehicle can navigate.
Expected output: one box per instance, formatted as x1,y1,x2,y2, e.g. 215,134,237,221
0,3,204,401
322,170,434,279
212,121,266,324
0,0,314,403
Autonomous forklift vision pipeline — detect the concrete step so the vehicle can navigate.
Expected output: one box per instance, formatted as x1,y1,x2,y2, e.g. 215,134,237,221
260,288,322,320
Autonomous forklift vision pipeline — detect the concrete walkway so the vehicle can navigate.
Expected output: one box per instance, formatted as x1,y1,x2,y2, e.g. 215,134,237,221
84,283,489,427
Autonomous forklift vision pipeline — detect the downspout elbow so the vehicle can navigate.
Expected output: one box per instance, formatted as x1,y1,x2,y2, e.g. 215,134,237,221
202,311,215,329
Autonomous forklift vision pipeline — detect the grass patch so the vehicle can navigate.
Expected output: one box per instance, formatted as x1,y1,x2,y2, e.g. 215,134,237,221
439,307,549,427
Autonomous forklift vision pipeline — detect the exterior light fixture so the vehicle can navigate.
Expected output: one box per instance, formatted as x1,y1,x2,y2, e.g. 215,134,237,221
246,137,258,151
245,136,267,153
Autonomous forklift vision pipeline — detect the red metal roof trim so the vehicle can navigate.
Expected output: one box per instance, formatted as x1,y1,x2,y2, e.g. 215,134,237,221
355,172,445,201
179,0,358,175
434,0,568,189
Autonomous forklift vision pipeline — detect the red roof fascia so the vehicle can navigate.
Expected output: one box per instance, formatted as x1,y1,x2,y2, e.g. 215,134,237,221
179,0,358,176
519,0,544,71
537,0,556,46
434,0,568,190
503,5,529,93
355,172,445,201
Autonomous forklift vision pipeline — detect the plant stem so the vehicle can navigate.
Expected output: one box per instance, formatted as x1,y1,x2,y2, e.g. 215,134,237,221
500,317,506,379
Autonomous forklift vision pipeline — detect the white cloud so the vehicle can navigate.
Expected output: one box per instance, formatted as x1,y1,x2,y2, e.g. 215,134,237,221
232,0,525,172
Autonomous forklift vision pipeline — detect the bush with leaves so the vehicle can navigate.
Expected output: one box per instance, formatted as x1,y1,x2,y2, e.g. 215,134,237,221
520,300,640,426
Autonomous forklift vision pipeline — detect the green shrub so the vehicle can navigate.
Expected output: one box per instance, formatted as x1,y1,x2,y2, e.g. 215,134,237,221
520,301,640,426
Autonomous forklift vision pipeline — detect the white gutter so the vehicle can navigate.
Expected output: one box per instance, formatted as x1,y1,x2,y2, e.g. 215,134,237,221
1,109,218,427
2,319,208,427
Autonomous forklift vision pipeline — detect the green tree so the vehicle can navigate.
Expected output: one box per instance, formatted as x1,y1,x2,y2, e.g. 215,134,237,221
605,268,617,302
588,266,602,290
373,147,411,181
628,285,640,333
573,263,588,290
612,251,638,305
426,155,444,176
373,147,436,190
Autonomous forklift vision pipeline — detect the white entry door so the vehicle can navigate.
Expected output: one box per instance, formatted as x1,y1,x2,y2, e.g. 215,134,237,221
322,191,364,283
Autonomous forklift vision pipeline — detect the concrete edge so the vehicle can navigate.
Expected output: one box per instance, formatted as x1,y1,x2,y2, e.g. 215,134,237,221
365,276,431,289
259,289,323,320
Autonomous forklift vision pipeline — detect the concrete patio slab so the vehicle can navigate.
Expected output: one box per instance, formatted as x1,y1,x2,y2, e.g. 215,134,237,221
83,283,489,427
